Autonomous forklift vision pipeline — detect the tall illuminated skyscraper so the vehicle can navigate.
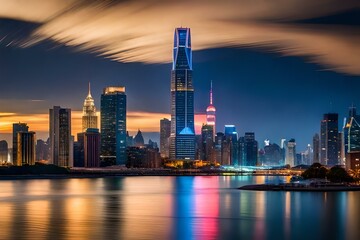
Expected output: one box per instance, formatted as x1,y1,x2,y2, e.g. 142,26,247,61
49,106,72,167
169,27,195,160
206,81,216,138
82,82,98,132
101,87,127,165
320,113,339,166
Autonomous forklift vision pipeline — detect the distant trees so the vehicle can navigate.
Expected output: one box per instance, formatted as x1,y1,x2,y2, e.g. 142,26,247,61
301,163,354,183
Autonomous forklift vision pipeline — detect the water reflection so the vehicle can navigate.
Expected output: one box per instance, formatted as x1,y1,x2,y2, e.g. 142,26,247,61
0,176,360,239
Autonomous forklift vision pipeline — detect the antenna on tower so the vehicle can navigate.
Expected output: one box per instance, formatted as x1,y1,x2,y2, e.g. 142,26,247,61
210,80,213,105
88,82,91,97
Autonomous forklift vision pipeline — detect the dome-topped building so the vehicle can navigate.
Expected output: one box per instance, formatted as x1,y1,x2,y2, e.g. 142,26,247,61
82,82,98,132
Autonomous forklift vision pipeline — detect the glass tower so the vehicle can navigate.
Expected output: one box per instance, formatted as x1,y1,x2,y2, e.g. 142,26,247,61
169,28,195,160
101,87,127,165
320,113,339,166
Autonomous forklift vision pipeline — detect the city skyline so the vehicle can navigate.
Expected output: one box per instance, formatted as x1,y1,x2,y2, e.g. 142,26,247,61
1,1,360,151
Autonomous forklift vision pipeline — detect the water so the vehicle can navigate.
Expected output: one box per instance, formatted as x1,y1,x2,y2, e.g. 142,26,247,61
0,176,359,240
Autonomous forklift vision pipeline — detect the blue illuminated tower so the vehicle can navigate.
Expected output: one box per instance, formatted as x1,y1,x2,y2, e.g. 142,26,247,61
101,87,127,165
169,28,195,160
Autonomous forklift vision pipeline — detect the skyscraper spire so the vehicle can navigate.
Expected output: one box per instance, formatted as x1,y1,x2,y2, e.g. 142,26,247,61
210,80,213,105
88,82,92,97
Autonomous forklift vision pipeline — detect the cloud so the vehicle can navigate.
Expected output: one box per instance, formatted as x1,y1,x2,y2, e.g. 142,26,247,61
1,0,360,74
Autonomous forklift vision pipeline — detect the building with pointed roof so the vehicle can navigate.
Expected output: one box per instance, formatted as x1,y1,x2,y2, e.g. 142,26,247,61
82,82,98,132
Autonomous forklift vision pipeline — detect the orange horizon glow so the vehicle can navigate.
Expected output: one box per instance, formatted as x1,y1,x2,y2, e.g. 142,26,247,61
0,111,170,136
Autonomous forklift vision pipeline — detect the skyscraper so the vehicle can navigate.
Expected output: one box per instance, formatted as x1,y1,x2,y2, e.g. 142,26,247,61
12,122,29,165
101,87,127,165
201,124,214,162
49,106,72,167
160,118,171,158
225,125,239,165
16,131,36,166
244,132,258,166
169,27,195,160
82,82,98,132
285,139,296,166
83,128,101,168
206,81,216,137
313,133,320,163
343,106,360,168
320,113,339,166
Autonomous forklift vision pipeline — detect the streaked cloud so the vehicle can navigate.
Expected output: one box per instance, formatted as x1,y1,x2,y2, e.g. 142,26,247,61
0,0,359,74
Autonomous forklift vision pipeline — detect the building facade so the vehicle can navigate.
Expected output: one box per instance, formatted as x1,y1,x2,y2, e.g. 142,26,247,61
160,118,171,158
101,87,127,165
169,28,195,160
320,113,339,166
12,123,29,165
82,82,98,132
49,106,73,167
16,131,36,166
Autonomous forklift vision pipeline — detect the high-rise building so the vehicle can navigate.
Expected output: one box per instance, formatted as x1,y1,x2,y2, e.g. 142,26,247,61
320,113,339,166
35,139,49,162
169,27,195,160
0,140,8,163
201,124,214,162
12,123,29,165
206,81,216,137
343,106,360,169
285,139,296,166
160,118,171,158
313,134,320,163
84,128,100,168
82,82,98,132
244,132,258,166
225,125,239,165
16,131,36,166
101,87,127,165
49,106,72,167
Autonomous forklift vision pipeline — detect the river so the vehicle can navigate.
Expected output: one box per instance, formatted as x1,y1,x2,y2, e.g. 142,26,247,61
0,176,359,240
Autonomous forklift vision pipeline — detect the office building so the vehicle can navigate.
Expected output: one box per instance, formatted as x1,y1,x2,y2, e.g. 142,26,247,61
320,113,339,166
201,124,214,162
16,131,36,166
82,82,98,132
313,133,320,163
160,118,171,158
244,132,258,166
101,87,127,165
169,27,195,160
285,139,296,166
49,106,73,167
224,125,238,165
12,123,29,165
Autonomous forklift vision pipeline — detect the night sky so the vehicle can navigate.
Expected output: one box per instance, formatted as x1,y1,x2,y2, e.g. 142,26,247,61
1,0,360,151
